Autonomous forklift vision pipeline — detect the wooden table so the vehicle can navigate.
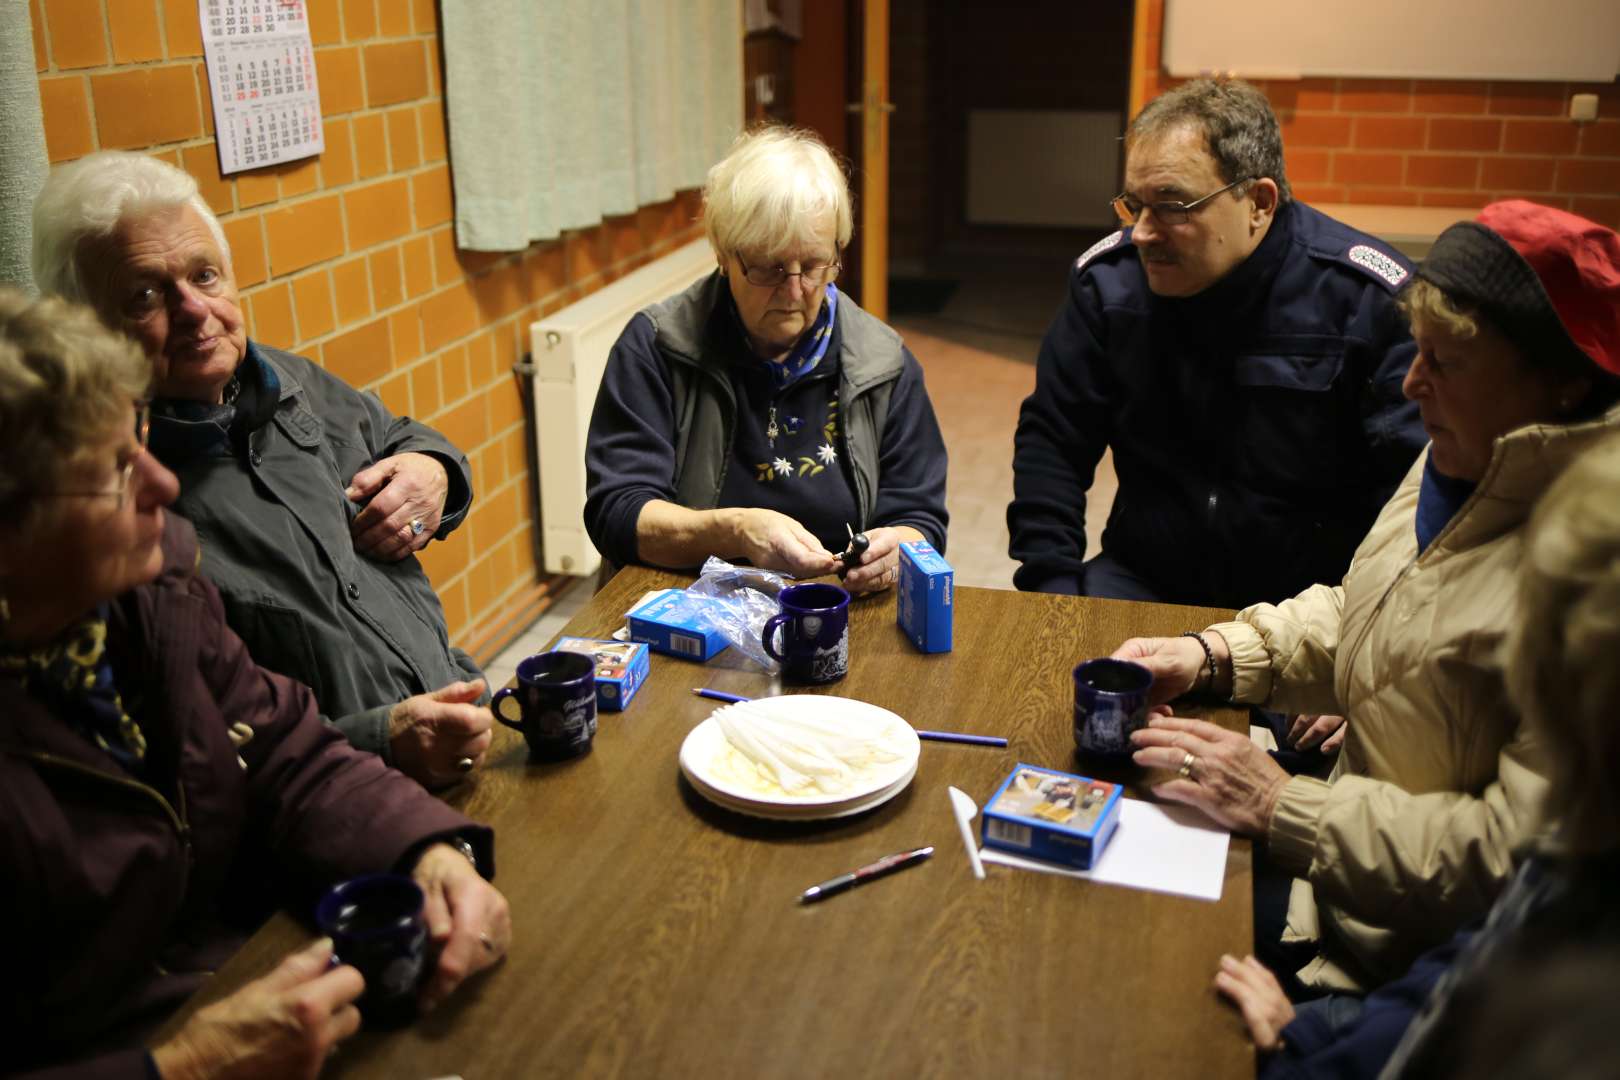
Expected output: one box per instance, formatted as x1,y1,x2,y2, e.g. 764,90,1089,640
168,567,1253,1078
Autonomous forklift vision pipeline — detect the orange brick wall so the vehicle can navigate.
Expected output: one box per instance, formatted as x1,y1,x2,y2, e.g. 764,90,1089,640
29,0,707,644
1136,0,1620,230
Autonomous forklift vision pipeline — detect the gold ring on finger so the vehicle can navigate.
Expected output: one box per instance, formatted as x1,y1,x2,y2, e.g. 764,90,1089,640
1178,751,1196,779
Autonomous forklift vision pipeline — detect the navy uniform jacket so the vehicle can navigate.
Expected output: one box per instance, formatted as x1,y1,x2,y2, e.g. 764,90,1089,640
1007,199,1427,608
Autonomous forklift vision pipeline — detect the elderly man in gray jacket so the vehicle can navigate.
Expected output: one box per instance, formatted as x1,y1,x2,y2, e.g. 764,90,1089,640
32,151,492,788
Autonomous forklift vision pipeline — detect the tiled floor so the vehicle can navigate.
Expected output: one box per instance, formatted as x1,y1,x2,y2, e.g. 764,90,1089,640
485,268,1120,678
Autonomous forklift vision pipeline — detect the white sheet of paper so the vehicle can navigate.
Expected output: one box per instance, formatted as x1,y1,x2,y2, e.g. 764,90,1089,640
979,798,1231,902
199,1,324,175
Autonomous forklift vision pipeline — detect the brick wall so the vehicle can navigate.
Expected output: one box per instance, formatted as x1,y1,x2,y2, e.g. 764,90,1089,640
1137,0,1620,230
28,0,706,645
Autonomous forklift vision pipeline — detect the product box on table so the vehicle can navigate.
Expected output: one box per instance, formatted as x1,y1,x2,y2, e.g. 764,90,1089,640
553,636,650,711
897,540,953,653
626,589,730,662
981,763,1124,870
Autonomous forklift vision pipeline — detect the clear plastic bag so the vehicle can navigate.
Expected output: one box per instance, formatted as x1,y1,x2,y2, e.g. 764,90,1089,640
684,557,789,673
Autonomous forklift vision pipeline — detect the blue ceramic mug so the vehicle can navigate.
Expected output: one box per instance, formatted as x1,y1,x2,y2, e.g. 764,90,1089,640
1073,658,1154,757
316,874,428,1029
493,650,597,760
762,582,850,684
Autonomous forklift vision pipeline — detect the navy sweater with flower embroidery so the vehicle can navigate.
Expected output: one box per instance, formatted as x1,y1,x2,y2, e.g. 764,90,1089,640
584,297,948,567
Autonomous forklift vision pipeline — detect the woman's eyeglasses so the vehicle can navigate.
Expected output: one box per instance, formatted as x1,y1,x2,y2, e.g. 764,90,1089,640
39,402,151,510
735,253,841,289
1109,176,1255,227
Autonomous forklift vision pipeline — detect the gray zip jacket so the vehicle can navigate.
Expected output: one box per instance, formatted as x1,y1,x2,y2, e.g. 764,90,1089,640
584,272,949,568
150,343,481,761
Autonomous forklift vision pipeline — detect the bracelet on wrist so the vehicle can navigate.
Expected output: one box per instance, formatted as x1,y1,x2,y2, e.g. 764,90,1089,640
1180,631,1218,694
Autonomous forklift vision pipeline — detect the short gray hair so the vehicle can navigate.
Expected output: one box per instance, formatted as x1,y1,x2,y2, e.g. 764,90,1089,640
0,288,151,525
1127,78,1292,205
31,151,231,304
703,126,853,261
1505,429,1620,852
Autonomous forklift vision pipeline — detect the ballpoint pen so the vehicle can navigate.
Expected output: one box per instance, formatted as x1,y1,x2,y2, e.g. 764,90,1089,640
799,845,933,903
692,690,1007,746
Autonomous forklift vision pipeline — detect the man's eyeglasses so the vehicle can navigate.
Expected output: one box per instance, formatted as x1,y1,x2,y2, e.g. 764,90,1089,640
41,401,151,510
1110,176,1255,227
735,252,841,289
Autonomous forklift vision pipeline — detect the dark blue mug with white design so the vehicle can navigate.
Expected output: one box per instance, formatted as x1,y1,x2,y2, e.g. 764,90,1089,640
1073,658,1153,758
316,874,428,1029
762,583,850,684
493,650,597,760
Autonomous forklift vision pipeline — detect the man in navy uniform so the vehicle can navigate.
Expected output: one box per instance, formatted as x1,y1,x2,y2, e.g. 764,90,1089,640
1008,78,1426,609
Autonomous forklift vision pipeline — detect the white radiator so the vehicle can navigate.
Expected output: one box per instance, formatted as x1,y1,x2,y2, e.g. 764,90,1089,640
966,109,1123,228
529,238,715,576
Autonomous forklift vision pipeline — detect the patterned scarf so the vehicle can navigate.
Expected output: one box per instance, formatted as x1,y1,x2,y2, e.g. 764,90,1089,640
0,606,147,773
754,283,839,390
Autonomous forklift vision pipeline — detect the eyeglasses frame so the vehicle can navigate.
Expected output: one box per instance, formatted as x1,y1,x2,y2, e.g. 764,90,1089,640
734,251,842,290
37,401,152,510
1109,175,1257,228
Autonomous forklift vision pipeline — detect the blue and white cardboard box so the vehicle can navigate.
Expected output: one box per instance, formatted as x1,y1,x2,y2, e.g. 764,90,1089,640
626,589,730,661
897,540,953,653
981,763,1124,871
553,636,650,712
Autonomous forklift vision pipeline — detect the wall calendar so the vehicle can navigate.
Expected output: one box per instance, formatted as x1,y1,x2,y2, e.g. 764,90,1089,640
199,0,325,175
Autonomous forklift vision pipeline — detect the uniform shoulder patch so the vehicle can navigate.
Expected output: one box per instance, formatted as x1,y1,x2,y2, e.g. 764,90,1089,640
1074,230,1125,274
1345,243,1409,289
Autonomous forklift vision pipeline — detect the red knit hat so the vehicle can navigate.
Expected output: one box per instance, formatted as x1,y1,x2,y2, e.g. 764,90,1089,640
1478,201,1620,377
1418,200,1620,379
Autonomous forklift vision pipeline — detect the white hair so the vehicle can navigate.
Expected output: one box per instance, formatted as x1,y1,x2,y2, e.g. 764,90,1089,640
31,151,231,305
1505,428,1620,852
702,126,853,262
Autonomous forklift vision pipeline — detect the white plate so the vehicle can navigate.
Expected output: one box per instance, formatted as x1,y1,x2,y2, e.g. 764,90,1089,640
678,695,920,820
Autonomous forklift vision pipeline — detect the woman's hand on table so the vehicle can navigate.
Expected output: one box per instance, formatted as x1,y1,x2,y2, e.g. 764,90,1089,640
1129,715,1291,837
149,937,362,1080
1287,713,1347,753
840,526,924,594
1110,635,1212,705
1214,953,1294,1053
729,507,838,578
410,843,512,1013
389,679,494,789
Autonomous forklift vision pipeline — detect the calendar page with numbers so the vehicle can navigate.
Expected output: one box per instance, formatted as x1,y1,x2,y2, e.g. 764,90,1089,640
199,0,324,175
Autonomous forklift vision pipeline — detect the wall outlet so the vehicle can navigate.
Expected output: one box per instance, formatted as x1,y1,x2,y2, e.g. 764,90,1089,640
1571,93,1599,122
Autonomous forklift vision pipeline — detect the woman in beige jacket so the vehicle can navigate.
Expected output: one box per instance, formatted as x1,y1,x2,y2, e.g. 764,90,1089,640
1116,200,1620,996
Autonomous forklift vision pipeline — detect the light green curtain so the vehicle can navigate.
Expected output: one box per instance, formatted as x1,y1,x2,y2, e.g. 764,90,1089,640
442,0,742,253
0,6,48,290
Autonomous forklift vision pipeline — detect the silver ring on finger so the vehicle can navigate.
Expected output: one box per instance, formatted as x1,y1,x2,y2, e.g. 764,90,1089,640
410,517,426,537
456,756,475,772
1178,751,1197,779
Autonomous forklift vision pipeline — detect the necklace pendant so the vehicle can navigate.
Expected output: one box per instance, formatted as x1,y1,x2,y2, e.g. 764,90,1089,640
766,406,779,443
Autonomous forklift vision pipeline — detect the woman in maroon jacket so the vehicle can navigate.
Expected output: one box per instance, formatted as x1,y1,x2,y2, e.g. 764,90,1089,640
0,291,512,1078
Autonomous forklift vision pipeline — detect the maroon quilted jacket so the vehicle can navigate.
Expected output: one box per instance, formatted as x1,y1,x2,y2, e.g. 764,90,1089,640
0,516,492,1078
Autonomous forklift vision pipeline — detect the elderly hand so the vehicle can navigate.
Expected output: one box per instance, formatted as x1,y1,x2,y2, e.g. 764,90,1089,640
1214,954,1295,1053
839,526,924,595
1129,714,1291,836
389,680,494,789
1110,635,1211,705
729,507,838,579
1287,713,1347,754
150,937,362,1080
410,842,512,1013
347,452,451,562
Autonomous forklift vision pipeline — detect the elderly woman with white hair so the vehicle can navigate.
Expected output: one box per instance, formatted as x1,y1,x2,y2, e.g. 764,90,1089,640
584,126,948,592
31,151,492,788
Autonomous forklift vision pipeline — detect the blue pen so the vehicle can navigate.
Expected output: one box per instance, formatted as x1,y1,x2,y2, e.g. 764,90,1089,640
690,689,1007,746
691,687,750,704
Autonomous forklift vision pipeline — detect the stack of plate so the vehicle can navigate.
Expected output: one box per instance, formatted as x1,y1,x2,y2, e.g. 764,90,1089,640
678,695,920,820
